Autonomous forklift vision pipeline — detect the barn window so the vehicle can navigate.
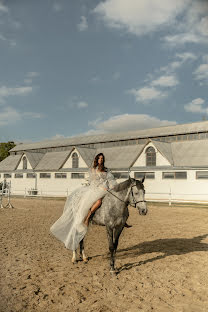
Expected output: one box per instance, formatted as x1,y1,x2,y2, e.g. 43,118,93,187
162,172,187,179
4,173,12,178
146,147,156,166
40,173,51,178
72,152,79,168
196,171,208,179
27,173,36,178
134,172,155,179
55,173,67,179
15,173,23,178
23,156,27,170
71,173,85,179
113,172,129,179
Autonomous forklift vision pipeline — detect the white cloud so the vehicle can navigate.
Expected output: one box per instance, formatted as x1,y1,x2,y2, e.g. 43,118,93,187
0,85,33,98
151,75,179,87
194,63,208,84
93,0,208,46
22,112,43,119
68,98,89,109
0,107,21,126
112,72,120,80
160,52,197,74
49,134,67,140
90,76,101,83
24,72,39,85
202,54,208,63
27,72,39,78
0,107,43,126
164,1,208,46
77,101,88,109
129,50,197,104
0,2,8,13
53,3,62,12
77,16,88,31
176,52,197,62
129,86,167,102
94,0,190,36
87,113,177,134
0,33,16,46
184,98,208,114
0,85,33,106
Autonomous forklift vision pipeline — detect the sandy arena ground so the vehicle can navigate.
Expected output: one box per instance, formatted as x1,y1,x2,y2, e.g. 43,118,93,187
0,197,208,312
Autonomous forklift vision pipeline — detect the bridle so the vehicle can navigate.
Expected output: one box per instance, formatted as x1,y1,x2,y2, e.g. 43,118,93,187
129,183,147,208
107,183,146,208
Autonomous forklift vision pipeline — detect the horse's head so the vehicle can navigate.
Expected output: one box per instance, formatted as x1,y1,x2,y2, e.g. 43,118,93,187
129,177,148,216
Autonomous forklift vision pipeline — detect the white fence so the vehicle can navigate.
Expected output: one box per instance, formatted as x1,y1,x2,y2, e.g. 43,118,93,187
9,187,208,204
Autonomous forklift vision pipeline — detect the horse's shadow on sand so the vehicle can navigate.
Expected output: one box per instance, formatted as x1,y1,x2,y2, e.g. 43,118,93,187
111,234,208,273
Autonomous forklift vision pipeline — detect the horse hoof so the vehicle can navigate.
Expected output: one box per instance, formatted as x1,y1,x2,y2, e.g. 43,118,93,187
72,259,77,264
110,269,116,275
83,257,88,263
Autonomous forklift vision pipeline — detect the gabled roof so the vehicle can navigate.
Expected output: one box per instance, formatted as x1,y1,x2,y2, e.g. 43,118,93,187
25,152,44,169
35,149,73,171
76,147,96,167
10,120,208,152
151,140,173,165
0,154,22,171
96,145,145,169
171,140,208,166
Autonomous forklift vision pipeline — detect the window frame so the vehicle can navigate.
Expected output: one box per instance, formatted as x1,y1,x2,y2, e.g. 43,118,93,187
39,173,51,179
72,152,79,168
15,173,24,178
146,146,156,166
55,173,67,179
162,171,187,179
71,173,85,179
113,172,129,179
22,156,27,170
134,172,155,179
26,173,36,179
4,173,12,178
196,171,208,179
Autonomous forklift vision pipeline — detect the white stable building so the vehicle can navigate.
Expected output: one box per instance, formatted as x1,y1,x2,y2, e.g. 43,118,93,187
1,120,208,203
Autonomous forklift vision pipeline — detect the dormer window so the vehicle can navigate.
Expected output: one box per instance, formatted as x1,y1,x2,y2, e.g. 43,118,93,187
72,152,79,168
146,147,156,166
23,156,27,170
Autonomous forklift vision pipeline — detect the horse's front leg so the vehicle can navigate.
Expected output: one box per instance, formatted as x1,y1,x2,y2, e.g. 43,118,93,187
80,239,88,263
106,226,115,273
114,224,124,254
72,250,77,264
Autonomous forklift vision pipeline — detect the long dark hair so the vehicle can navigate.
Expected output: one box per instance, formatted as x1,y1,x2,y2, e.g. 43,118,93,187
93,153,107,171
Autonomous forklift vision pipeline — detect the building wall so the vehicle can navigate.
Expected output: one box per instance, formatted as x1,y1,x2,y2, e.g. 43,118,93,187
133,142,171,167
62,149,88,168
16,155,32,170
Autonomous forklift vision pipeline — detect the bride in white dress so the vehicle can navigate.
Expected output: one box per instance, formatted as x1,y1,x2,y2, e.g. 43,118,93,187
50,153,117,251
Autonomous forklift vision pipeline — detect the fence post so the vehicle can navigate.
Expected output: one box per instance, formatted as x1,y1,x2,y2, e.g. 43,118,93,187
169,187,172,206
24,188,26,198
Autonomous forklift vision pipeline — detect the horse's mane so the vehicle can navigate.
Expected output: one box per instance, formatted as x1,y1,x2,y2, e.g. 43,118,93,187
111,179,131,192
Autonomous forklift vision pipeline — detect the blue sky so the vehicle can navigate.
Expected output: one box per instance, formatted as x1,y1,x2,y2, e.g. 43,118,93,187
0,0,208,142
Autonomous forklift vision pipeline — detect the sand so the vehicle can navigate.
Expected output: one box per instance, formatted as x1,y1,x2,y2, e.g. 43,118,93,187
0,197,208,312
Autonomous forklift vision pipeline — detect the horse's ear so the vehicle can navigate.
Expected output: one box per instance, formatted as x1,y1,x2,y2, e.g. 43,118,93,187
141,175,145,183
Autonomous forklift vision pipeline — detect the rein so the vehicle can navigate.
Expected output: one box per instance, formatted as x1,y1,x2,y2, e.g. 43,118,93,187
107,185,146,208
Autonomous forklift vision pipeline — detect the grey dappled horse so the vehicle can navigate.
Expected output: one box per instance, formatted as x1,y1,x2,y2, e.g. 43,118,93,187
72,177,148,273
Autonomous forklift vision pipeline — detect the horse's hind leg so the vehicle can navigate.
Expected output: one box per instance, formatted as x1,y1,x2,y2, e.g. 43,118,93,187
106,226,115,272
80,239,88,263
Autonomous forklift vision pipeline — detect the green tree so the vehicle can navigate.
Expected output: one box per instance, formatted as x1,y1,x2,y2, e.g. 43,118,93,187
0,142,16,162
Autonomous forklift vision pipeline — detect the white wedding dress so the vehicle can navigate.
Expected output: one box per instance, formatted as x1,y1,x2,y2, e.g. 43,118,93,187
50,168,117,251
